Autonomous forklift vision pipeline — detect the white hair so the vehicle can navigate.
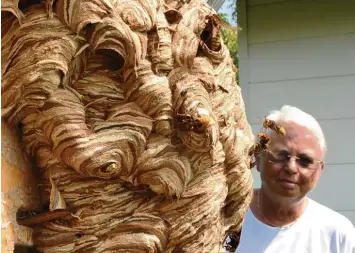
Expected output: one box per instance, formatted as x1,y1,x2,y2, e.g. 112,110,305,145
266,105,327,152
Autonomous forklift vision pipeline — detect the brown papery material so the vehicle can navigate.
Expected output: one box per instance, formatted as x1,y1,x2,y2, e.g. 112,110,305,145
1,0,255,252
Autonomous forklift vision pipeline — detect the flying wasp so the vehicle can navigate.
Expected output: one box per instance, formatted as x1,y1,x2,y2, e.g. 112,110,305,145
257,132,270,146
260,118,286,136
249,133,270,155
249,143,267,156
249,132,270,168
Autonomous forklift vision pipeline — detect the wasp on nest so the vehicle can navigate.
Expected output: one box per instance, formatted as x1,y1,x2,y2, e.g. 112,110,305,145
174,107,215,133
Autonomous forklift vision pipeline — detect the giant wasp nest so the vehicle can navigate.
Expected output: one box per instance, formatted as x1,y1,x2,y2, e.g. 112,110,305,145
1,0,255,251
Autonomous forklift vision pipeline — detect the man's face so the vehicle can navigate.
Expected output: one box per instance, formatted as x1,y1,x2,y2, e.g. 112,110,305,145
256,122,325,201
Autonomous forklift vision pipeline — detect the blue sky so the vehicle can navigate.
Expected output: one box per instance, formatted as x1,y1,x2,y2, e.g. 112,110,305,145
218,0,237,26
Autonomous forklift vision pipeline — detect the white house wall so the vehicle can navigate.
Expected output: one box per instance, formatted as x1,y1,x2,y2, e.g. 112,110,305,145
248,34,355,83
238,0,355,224
247,0,355,44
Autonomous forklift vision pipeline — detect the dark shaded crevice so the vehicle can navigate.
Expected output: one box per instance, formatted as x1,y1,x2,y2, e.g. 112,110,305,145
199,15,222,53
96,49,125,71
18,0,42,10
14,245,40,253
164,9,182,25
225,229,242,252
200,18,213,49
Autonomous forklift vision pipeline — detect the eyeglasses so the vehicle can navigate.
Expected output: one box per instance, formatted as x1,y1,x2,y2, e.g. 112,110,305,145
267,150,323,171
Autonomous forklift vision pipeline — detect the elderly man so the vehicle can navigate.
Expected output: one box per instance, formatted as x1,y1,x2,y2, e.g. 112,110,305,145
226,105,355,253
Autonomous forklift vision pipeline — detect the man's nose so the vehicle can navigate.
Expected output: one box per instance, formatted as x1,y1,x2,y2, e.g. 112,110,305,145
285,157,298,173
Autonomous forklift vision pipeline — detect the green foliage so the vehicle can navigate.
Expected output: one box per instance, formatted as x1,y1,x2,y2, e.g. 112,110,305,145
218,13,239,82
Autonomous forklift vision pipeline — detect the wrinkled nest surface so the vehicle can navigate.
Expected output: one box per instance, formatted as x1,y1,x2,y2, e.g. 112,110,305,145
1,0,255,252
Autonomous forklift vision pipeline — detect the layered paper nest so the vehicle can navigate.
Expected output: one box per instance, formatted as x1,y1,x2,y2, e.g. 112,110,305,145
1,0,255,252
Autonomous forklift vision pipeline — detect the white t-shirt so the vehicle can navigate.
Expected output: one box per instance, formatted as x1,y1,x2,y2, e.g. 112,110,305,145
226,198,355,253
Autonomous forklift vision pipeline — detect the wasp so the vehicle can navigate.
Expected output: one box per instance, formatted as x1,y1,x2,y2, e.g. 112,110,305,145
200,14,222,52
257,132,270,146
261,118,286,136
249,132,270,167
225,229,243,252
174,114,214,133
249,132,270,155
249,143,268,168
174,108,215,133
210,16,222,52
210,31,222,51
249,143,268,156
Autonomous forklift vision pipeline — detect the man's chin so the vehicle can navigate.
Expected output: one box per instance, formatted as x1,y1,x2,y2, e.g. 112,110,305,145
273,186,299,198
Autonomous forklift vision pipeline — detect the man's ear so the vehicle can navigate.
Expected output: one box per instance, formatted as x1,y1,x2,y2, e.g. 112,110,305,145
320,161,325,171
255,153,262,172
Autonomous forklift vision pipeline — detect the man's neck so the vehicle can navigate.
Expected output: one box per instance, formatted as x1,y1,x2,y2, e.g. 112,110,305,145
252,188,307,227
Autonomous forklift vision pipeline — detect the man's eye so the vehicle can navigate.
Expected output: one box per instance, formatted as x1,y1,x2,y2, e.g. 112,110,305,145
274,152,288,161
298,156,313,167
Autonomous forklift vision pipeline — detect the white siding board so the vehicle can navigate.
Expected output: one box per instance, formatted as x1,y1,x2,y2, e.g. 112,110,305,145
308,164,355,211
248,33,355,83
247,0,286,7
321,119,355,165
248,0,355,43
248,75,355,123
251,164,355,211
250,118,355,165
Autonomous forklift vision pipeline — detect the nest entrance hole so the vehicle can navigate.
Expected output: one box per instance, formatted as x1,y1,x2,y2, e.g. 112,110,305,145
200,15,222,52
96,49,125,71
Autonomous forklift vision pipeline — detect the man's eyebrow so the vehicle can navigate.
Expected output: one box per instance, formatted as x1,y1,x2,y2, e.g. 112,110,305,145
299,151,315,157
270,144,316,157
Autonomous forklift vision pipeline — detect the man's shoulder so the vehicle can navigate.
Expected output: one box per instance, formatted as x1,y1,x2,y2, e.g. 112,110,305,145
306,198,355,233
